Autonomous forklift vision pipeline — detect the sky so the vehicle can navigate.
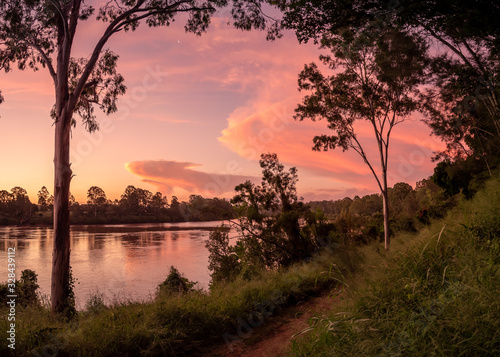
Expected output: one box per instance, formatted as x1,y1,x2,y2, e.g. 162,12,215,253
0,7,444,204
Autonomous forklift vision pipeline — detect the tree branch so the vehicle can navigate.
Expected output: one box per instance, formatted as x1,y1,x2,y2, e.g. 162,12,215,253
420,22,478,73
70,0,204,109
48,0,68,37
27,41,57,83
350,133,383,193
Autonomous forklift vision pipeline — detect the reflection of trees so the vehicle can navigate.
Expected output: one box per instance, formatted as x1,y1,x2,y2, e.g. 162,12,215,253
37,227,50,251
119,232,166,248
86,234,106,251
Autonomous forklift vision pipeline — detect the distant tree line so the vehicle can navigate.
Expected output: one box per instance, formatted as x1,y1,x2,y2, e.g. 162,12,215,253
308,179,455,245
0,187,35,225
0,185,234,226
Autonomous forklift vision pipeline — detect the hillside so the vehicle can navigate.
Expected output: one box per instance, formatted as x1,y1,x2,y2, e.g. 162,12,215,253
288,174,500,356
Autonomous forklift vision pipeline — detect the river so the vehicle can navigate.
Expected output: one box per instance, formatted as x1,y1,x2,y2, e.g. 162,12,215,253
0,221,234,309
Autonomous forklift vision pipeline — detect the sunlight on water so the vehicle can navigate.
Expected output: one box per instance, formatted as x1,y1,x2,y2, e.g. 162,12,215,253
0,221,235,309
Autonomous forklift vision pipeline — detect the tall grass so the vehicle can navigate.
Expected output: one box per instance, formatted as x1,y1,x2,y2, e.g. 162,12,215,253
289,176,500,356
0,244,357,356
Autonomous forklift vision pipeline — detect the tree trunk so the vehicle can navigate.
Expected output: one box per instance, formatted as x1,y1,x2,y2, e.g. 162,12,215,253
382,187,390,251
51,110,73,315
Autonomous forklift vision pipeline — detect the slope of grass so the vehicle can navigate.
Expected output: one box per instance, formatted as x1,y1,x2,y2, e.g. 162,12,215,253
289,175,500,356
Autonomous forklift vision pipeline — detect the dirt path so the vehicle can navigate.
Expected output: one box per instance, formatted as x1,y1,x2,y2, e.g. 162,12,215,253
206,290,342,357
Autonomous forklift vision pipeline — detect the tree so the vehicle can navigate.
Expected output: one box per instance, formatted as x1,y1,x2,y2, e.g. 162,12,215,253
69,192,76,206
119,185,153,214
278,0,500,162
388,182,417,232
150,192,168,215
230,153,316,269
168,195,184,221
47,194,54,209
0,0,279,314
10,186,32,218
294,28,427,250
394,0,500,158
87,186,108,216
38,186,51,211
205,226,241,285
0,190,12,208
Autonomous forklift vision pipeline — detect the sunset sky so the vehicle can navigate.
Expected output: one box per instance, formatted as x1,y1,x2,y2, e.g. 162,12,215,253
0,9,444,204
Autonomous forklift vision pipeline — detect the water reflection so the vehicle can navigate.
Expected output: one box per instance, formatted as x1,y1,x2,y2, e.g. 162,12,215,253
0,221,234,309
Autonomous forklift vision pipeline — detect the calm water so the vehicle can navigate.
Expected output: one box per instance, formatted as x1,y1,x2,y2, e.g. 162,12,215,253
0,221,234,309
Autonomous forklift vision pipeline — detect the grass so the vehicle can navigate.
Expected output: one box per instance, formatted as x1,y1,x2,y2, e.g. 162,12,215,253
0,241,358,356
288,175,500,356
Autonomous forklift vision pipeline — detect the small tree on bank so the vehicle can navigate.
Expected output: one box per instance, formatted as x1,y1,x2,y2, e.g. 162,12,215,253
206,153,325,284
294,28,428,250
0,0,278,314
231,153,316,269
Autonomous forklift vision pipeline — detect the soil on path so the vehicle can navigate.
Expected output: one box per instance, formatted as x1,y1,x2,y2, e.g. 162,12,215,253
206,290,342,357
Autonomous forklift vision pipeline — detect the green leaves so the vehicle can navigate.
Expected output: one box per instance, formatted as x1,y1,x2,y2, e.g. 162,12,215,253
67,49,126,132
230,154,317,269
295,27,427,156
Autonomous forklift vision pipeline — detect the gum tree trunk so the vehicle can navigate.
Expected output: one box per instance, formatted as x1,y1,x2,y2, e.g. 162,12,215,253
51,109,73,314
381,185,390,251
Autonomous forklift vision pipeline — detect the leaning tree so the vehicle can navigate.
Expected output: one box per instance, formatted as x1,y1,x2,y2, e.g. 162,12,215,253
0,0,278,314
294,27,428,250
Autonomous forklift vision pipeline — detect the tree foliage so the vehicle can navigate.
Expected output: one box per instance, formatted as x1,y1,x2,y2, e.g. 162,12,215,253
37,186,50,210
205,153,330,284
308,179,454,244
205,226,240,285
278,0,500,162
0,269,40,307
87,186,107,205
230,153,317,269
157,266,197,295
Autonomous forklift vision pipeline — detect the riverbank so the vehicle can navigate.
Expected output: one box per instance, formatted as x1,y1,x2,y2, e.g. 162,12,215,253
1,175,499,356
0,244,356,356
0,214,233,227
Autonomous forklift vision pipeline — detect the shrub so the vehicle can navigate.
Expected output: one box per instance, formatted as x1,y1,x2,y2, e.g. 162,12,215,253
205,226,241,285
0,269,40,307
157,266,197,295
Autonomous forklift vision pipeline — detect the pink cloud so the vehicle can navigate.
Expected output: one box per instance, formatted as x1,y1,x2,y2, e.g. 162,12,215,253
218,86,443,194
301,187,377,202
125,160,258,198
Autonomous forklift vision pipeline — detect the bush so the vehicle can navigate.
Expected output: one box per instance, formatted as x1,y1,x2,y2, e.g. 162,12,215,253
205,226,241,285
157,266,197,295
0,269,40,307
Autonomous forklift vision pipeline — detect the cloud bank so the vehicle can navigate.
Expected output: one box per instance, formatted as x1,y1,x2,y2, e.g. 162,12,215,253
126,160,258,197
